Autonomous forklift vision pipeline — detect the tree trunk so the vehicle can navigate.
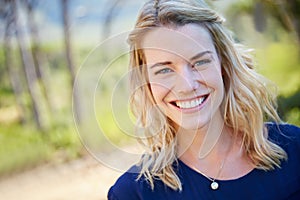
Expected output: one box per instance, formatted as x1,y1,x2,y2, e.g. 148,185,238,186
4,15,26,124
11,0,45,131
25,0,55,117
101,0,122,41
61,0,82,124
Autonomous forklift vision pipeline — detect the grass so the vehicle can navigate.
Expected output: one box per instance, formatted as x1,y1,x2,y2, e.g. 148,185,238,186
0,124,49,176
0,121,83,177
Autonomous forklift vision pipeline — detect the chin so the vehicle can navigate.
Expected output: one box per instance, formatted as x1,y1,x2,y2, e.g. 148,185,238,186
176,119,208,132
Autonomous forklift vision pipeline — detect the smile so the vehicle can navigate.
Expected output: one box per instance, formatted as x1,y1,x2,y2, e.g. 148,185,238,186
172,95,209,109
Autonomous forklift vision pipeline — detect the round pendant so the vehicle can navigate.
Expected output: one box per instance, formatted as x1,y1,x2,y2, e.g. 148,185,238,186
211,181,219,190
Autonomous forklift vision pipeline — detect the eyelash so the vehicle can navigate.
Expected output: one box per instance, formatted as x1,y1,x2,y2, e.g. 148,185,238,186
193,59,212,67
154,68,173,75
154,59,211,75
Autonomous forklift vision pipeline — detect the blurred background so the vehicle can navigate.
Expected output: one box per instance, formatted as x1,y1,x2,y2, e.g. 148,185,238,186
0,0,299,199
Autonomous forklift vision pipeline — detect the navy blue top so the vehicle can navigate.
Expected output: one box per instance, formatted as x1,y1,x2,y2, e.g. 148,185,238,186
108,123,300,200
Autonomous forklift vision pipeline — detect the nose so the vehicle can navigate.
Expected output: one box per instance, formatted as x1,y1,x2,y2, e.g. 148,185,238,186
175,65,200,93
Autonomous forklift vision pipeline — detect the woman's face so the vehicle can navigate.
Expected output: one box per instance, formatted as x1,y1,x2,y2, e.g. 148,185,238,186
141,24,224,130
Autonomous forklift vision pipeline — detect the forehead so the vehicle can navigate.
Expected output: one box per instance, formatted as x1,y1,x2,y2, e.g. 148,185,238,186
140,24,216,60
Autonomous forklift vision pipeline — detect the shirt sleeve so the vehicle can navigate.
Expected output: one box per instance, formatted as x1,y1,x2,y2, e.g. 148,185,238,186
267,123,300,142
108,187,120,200
283,123,300,150
107,171,142,200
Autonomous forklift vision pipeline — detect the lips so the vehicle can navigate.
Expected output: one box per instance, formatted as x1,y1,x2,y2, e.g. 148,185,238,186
171,94,209,109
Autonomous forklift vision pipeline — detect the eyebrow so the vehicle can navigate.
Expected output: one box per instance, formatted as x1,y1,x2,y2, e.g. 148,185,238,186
189,50,213,61
150,61,172,69
149,50,213,69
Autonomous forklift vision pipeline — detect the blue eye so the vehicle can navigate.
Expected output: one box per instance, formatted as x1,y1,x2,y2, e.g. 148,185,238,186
155,68,173,75
194,59,211,67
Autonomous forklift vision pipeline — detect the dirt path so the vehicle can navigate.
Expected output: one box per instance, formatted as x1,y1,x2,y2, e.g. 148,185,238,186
0,146,141,200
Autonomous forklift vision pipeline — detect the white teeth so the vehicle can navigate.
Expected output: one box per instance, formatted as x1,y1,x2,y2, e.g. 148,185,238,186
190,100,197,107
175,96,206,109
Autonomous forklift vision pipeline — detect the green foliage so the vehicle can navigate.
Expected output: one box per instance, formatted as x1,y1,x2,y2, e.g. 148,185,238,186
47,124,82,158
0,87,14,107
257,40,300,96
0,44,133,176
0,42,82,176
0,124,50,176
224,1,300,126
255,38,300,125
0,123,82,176
285,108,300,126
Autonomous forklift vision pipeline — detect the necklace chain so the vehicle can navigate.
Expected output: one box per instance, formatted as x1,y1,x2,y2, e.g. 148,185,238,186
195,143,231,190
196,157,226,190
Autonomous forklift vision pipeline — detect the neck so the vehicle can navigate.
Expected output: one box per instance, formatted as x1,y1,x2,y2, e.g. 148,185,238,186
176,113,255,181
176,112,233,166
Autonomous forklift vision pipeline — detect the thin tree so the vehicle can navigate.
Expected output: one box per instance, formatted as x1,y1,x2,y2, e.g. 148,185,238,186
101,0,123,41
100,0,123,65
61,0,82,124
2,0,26,124
24,0,55,116
11,0,45,131
228,0,300,47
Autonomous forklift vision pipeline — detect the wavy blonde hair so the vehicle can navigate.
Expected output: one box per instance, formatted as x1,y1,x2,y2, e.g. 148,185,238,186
128,0,287,191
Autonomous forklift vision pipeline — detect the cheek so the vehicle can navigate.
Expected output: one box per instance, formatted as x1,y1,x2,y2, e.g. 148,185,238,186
202,67,223,87
150,84,169,104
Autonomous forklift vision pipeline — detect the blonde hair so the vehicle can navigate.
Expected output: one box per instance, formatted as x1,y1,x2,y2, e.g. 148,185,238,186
128,0,287,191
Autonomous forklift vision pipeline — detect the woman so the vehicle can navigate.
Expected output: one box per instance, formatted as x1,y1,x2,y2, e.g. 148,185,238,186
108,0,300,199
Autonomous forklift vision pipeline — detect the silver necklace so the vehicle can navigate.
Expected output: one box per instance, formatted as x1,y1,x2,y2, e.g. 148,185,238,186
195,158,226,190
194,144,231,190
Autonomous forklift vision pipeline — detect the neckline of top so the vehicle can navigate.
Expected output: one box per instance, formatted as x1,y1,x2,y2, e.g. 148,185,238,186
177,159,257,183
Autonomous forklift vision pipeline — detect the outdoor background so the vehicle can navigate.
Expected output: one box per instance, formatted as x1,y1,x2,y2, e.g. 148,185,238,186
0,0,299,199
